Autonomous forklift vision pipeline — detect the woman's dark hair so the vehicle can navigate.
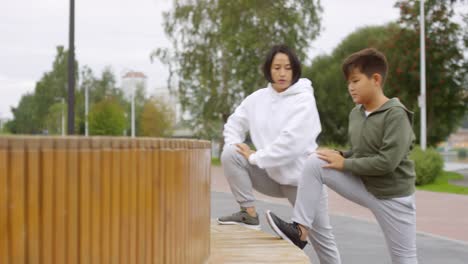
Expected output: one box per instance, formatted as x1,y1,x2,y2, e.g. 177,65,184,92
262,44,302,85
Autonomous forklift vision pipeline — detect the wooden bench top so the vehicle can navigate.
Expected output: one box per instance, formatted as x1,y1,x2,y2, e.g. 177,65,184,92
209,220,310,263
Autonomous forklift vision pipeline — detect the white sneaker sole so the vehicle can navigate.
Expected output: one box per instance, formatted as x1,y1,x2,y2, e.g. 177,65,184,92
265,210,294,245
216,218,261,231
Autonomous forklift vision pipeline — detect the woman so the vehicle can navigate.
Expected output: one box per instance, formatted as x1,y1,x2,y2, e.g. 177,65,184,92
217,44,341,264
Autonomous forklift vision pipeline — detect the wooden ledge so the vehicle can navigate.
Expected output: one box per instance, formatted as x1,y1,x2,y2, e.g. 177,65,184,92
209,220,309,263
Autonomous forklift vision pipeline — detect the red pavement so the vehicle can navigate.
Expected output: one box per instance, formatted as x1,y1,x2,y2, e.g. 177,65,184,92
211,166,468,243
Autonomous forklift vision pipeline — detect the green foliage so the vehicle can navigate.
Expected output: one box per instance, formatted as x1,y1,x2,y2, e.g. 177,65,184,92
154,0,323,140
306,0,467,146
388,0,467,145
8,46,78,134
211,157,221,166
44,101,67,135
76,66,126,135
8,93,40,134
410,146,444,185
138,98,175,137
89,98,127,136
416,171,468,195
305,25,396,145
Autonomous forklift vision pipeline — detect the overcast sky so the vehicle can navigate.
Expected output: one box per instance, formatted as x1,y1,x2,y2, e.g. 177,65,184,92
0,0,465,119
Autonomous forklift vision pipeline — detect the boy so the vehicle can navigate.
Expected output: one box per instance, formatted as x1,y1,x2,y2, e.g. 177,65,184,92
266,48,418,264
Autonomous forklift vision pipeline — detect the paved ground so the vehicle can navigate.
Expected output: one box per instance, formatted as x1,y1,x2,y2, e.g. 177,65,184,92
211,165,468,263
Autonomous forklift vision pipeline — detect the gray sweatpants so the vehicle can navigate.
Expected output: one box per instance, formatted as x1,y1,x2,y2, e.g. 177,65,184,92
292,155,418,264
221,145,342,264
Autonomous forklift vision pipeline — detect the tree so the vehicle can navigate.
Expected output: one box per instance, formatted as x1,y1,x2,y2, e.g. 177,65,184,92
88,98,127,136
305,0,467,146
76,66,128,135
154,0,323,144
8,46,78,134
8,94,40,134
304,25,397,145
34,46,78,131
139,98,175,137
44,101,67,135
388,0,467,145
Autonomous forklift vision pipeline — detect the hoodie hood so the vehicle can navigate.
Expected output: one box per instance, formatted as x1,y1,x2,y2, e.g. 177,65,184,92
360,98,414,125
268,78,314,97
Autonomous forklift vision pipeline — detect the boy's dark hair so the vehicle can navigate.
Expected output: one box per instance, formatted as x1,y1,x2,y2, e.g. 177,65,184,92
263,44,301,85
342,48,388,86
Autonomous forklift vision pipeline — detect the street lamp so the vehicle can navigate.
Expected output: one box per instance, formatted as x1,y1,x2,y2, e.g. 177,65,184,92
419,0,427,150
131,86,135,138
85,82,89,136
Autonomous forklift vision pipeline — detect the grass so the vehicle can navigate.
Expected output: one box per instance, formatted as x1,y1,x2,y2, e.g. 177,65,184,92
417,171,468,195
212,157,221,166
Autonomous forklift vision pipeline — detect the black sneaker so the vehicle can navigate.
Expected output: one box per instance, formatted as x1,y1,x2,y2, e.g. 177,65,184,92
265,210,307,250
217,208,261,230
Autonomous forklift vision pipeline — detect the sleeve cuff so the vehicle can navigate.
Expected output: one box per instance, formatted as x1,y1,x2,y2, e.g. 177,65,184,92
343,159,353,172
248,153,258,166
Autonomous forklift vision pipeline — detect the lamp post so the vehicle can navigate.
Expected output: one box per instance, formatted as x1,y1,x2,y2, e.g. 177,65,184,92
67,0,75,135
419,0,427,150
85,82,89,136
131,86,135,138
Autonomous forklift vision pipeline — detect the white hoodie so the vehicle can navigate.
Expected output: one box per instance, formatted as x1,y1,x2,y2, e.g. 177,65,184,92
223,78,321,185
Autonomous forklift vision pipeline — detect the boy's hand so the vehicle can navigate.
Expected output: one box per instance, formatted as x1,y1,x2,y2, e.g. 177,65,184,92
236,143,255,160
316,149,345,170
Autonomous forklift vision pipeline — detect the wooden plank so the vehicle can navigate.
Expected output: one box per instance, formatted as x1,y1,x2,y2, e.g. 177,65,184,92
144,140,153,264
152,141,163,264
136,141,147,263
67,138,79,264
209,221,309,263
101,139,112,264
129,141,137,263
110,138,121,264
119,140,130,264
79,138,91,264
203,148,212,259
54,138,67,264
91,139,102,263
10,138,25,264
41,138,54,264
26,138,40,264
0,138,10,264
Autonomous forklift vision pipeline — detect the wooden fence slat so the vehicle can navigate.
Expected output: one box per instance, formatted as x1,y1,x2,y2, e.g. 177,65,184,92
101,138,112,264
67,138,79,264
25,138,40,264
54,138,67,264
110,138,121,264
79,138,91,264
41,138,54,264
0,138,9,264
120,139,130,264
90,138,102,264
10,138,25,264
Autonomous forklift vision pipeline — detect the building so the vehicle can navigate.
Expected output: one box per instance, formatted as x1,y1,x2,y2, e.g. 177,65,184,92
121,71,147,100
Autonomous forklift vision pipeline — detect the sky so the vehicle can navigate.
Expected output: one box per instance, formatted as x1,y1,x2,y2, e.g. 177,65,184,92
0,0,464,119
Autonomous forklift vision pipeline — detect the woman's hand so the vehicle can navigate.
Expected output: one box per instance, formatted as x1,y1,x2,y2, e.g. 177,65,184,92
316,149,345,170
236,143,255,160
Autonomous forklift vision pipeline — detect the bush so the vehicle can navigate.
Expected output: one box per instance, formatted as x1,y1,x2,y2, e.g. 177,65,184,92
410,146,444,186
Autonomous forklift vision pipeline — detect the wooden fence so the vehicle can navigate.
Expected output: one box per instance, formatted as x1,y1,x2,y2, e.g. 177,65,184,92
0,136,211,264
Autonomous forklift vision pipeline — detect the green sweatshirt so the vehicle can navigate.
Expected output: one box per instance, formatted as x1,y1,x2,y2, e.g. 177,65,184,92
342,98,416,199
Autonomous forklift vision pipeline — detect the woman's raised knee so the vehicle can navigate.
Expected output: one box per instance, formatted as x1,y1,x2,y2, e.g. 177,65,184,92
220,144,239,164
